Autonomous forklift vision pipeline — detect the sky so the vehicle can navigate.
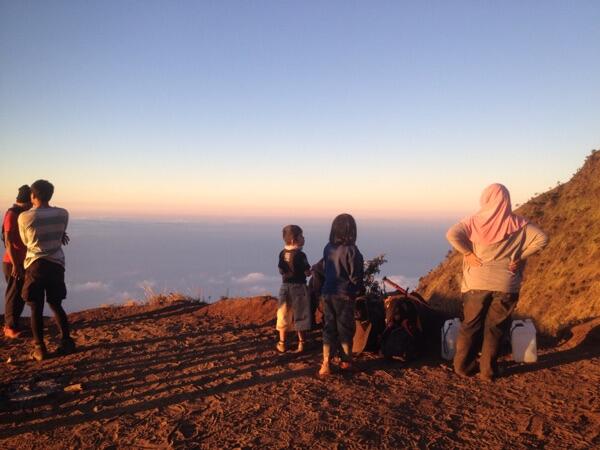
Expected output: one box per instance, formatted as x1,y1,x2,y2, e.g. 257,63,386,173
1,1,599,221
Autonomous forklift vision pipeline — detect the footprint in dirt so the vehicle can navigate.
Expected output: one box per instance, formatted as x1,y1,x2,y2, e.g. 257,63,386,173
527,415,547,439
356,426,381,446
168,419,200,446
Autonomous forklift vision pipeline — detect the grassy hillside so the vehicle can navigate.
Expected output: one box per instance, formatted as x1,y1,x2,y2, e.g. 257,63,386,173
417,150,600,335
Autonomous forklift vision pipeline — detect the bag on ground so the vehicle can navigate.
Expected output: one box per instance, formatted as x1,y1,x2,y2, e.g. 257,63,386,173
380,294,424,361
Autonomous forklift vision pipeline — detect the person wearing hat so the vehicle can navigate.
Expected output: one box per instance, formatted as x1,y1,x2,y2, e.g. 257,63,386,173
2,185,33,338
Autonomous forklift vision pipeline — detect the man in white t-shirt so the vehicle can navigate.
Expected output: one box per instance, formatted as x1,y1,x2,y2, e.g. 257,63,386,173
19,179,75,361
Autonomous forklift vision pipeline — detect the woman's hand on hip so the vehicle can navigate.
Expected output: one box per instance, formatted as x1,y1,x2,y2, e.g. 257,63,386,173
464,252,482,268
508,259,522,273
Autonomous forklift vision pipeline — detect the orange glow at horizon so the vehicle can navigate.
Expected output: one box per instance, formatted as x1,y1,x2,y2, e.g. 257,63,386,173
59,197,470,221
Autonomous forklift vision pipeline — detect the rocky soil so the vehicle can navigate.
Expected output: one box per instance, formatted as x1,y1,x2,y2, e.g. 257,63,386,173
1,297,598,449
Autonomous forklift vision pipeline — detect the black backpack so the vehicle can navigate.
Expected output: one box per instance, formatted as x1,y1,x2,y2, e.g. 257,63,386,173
380,295,424,361
353,296,386,354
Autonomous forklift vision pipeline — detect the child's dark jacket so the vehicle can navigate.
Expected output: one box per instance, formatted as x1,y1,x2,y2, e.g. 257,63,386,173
278,248,310,284
322,243,364,296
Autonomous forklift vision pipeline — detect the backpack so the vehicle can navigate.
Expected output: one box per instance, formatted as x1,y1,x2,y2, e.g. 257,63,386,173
353,295,386,354
380,295,424,361
1,206,25,248
308,259,325,327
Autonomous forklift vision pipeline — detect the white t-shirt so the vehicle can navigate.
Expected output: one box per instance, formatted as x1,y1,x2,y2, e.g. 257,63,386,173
18,206,69,269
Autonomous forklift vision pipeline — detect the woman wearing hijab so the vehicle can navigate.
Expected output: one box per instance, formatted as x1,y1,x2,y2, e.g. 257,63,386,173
446,183,548,381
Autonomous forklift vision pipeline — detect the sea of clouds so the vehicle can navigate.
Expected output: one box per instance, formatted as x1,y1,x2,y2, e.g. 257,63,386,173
0,219,452,313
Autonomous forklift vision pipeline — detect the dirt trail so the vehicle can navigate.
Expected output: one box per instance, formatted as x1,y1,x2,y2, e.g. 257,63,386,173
1,298,598,449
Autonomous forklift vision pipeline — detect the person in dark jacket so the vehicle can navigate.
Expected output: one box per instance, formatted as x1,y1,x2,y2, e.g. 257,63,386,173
318,213,364,377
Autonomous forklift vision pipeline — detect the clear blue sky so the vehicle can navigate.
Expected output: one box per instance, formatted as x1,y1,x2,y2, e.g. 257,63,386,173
1,1,598,220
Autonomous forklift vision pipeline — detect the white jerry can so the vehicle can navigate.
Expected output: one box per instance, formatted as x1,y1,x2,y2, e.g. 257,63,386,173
441,318,461,360
510,319,538,363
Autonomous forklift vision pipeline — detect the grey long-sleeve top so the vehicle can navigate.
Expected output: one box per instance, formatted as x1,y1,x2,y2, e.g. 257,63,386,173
446,223,548,293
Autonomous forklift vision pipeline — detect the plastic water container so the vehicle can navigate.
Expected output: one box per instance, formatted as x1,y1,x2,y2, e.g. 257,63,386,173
441,318,461,360
510,319,537,363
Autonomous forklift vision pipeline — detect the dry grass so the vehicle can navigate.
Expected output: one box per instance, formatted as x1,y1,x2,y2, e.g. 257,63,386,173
137,282,199,307
145,292,194,307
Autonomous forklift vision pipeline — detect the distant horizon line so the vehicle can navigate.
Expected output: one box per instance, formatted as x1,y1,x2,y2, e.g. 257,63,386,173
68,212,465,225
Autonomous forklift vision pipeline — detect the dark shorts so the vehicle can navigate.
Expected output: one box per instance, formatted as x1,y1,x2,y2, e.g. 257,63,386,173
277,283,311,331
22,259,67,305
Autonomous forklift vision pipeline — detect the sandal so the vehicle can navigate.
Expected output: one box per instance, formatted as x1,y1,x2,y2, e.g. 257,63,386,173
295,340,305,353
3,326,22,339
317,364,332,378
56,338,76,356
276,340,286,353
31,344,48,362
339,361,359,373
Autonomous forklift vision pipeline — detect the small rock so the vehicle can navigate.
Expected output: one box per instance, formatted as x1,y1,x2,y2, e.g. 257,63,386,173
64,383,83,392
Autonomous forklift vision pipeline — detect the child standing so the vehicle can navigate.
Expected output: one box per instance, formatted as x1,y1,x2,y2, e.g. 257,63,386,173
319,213,364,377
276,225,312,353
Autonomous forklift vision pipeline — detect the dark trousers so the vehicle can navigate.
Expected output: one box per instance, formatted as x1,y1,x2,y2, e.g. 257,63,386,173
322,294,356,348
3,262,26,329
22,259,71,346
454,290,518,376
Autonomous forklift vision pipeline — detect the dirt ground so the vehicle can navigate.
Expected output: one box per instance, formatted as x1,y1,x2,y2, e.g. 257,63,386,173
1,297,599,449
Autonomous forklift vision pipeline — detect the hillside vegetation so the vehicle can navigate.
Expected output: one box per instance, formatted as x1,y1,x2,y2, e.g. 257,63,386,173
417,150,600,335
